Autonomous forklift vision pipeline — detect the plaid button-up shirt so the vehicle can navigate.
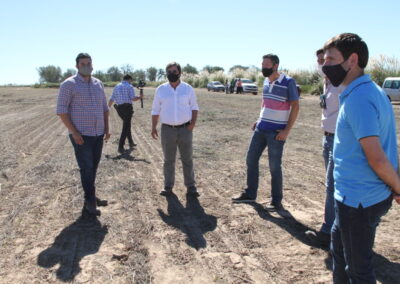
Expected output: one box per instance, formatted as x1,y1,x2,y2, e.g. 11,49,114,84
56,73,109,136
110,81,137,104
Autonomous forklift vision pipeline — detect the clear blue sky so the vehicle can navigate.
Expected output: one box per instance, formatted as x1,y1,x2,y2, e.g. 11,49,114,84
1,0,398,85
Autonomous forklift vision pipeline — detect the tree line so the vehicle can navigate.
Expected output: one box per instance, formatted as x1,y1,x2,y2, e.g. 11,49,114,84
36,64,248,84
36,55,400,92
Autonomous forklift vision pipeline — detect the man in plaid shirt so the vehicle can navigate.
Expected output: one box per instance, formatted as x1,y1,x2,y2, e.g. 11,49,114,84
56,53,110,216
108,74,143,154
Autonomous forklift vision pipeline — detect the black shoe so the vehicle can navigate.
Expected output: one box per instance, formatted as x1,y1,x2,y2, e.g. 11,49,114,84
187,186,200,197
118,147,125,154
84,199,101,216
264,202,283,212
96,197,108,207
129,142,137,148
160,188,173,196
305,230,331,247
232,193,255,203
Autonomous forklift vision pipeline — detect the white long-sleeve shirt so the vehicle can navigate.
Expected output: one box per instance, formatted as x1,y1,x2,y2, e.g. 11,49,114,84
151,81,199,125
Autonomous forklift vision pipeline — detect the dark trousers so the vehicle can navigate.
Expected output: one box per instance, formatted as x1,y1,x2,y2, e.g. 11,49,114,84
70,135,104,202
236,86,243,94
332,195,392,284
115,103,134,148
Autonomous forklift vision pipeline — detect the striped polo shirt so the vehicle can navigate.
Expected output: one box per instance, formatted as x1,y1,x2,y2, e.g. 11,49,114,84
257,74,299,130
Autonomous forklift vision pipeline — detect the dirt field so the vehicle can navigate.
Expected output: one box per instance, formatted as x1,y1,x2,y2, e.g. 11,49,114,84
0,86,399,284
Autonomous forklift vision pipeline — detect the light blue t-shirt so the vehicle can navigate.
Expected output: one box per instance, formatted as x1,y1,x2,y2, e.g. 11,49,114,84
333,74,398,208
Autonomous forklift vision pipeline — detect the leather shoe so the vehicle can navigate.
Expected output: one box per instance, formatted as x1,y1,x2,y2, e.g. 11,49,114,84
84,199,101,216
96,197,108,207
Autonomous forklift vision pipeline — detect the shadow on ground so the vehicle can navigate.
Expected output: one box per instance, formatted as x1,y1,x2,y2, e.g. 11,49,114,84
37,212,108,282
158,194,217,250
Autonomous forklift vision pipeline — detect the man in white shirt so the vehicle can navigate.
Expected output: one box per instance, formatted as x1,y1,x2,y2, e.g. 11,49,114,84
305,49,344,247
151,62,200,196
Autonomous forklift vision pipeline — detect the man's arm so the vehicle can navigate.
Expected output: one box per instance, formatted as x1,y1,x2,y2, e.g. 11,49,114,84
360,136,400,203
276,100,299,141
104,111,110,140
187,110,198,131
58,113,84,145
151,115,159,139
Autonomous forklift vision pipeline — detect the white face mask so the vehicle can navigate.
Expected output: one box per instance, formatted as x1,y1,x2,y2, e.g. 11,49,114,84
317,64,325,77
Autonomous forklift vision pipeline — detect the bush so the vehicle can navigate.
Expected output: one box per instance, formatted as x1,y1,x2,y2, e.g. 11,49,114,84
367,55,400,86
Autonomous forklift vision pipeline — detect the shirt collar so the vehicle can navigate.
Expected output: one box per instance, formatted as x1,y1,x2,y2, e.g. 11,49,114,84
268,73,284,84
76,72,91,83
340,74,372,99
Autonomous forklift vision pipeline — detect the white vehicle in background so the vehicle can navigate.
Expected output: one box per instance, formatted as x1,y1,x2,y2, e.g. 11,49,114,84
382,77,400,101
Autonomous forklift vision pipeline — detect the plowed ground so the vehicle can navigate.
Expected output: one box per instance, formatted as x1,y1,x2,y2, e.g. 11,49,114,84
0,87,399,283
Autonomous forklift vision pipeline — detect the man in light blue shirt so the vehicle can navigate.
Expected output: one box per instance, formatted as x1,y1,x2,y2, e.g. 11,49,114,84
322,33,400,283
108,74,142,154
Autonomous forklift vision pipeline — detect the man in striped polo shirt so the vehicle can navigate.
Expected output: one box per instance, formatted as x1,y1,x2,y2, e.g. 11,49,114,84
233,54,300,211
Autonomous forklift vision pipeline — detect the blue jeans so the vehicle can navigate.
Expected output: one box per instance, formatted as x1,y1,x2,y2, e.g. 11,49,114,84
245,128,285,203
321,135,335,234
70,135,104,202
331,196,392,284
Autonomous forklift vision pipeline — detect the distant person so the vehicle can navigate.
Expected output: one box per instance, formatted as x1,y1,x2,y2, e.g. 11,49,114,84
151,62,200,197
56,53,110,216
225,79,229,94
304,49,344,248
108,74,143,154
236,78,243,94
322,33,400,283
232,54,300,211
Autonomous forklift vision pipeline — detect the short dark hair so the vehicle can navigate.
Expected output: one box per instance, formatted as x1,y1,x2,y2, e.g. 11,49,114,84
166,62,181,73
262,54,279,65
76,53,92,65
323,33,369,68
123,74,133,81
316,48,324,56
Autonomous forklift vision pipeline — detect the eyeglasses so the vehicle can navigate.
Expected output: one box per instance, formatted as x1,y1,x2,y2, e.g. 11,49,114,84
167,70,179,75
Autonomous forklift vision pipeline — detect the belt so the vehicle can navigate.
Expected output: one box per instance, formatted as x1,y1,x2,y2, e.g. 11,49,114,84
324,131,334,137
163,121,191,128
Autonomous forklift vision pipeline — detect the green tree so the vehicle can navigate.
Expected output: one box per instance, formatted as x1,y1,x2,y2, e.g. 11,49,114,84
120,64,134,76
37,65,62,83
203,65,224,73
157,68,165,81
107,66,123,82
61,68,76,81
132,69,146,83
229,65,249,72
182,64,198,74
146,67,158,81
92,70,108,82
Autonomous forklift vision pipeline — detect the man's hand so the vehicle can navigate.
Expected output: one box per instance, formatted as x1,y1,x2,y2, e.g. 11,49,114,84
251,122,257,131
276,129,289,141
151,128,158,139
187,123,195,131
72,132,84,145
104,133,111,141
394,193,400,205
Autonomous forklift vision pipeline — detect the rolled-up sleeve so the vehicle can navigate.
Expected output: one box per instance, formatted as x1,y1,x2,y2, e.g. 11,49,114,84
151,88,161,115
189,87,199,111
56,81,72,114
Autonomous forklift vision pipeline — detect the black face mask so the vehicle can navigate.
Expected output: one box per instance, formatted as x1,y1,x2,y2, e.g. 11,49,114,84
322,61,349,87
167,73,180,83
262,68,274,77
